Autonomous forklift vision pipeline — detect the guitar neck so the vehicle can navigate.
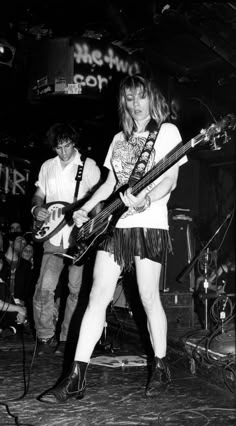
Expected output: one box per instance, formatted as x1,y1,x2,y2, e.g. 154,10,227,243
132,113,236,198
63,196,90,214
92,140,194,219
131,139,191,196
84,140,191,228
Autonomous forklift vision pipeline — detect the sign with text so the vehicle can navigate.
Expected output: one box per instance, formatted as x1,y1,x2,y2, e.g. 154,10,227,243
0,153,31,196
73,38,141,96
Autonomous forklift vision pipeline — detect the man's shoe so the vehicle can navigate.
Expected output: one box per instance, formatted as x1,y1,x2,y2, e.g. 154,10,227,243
37,335,56,356
54,341,66,357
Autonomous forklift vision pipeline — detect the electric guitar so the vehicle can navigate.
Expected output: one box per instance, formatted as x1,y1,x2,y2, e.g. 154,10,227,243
71,115,236,264
32,163,87,243
32,197,89,242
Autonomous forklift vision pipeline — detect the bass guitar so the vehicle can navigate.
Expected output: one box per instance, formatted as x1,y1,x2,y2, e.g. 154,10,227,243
71,115,235,264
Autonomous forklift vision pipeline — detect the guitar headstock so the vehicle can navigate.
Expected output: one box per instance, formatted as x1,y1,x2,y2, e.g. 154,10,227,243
200,114,236,151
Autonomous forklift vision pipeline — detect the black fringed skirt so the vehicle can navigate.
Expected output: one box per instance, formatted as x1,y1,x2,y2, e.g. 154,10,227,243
98,227,172,271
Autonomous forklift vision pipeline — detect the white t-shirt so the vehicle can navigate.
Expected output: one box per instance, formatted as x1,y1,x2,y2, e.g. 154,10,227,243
35,149,101,248
103,123,187,230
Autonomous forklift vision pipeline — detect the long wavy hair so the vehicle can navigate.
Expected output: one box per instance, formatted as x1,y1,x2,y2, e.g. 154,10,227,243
118,74,170,139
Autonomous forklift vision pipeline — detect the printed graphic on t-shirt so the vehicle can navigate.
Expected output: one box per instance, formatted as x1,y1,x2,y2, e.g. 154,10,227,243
112,135,155,186
111,134,156,218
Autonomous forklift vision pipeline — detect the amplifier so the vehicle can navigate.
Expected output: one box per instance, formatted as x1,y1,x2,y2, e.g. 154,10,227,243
112,279,196,328
161,291,195,328
161,212,196,293
112,276,129,309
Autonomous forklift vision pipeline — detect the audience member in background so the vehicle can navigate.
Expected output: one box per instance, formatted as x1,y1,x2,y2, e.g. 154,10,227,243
0,250,28,337
3,233,27,303
0,231,34,335
9,221,22,235
20,238,36,331
0,296,27,337
21,239,34,268
31,122,101,356
0,219,15,254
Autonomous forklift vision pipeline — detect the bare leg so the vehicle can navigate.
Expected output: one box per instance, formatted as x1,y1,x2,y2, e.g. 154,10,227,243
38,250,122,403
134,257,167,358
74,250,121,362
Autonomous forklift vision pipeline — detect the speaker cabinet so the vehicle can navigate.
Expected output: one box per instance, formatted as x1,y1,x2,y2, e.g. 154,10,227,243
161,210,196,292
112,277,130,309
161,292,194,327
169,159,200,216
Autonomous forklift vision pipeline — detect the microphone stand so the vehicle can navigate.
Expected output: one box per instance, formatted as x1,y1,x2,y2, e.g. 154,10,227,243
176,212,232,330
202,248,210,330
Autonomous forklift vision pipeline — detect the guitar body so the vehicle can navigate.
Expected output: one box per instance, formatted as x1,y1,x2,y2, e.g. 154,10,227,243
32,201,71,242
72,193,127,264
71,219,114,265
32,162,86,243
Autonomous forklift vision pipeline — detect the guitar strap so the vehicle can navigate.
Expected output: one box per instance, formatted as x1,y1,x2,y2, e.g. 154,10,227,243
73,157,86,202
128,129,159,186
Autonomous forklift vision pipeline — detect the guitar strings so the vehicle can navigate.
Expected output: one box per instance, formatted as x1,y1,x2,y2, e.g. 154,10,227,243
76,197,122,240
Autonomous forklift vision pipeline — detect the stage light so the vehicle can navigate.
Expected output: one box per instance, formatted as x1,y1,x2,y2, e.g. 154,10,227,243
0,40,16,67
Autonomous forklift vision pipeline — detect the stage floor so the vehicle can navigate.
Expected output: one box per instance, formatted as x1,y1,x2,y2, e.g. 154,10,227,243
0,318,235,426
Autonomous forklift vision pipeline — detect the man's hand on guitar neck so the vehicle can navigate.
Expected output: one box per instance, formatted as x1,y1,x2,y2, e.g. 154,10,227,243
73,209,89,228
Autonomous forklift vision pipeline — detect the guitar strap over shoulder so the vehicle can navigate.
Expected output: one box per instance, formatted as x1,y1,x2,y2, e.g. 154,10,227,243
128,129,159,186
73,157,86,202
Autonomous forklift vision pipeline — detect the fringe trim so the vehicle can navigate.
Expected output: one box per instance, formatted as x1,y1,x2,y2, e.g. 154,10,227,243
98,228,171,271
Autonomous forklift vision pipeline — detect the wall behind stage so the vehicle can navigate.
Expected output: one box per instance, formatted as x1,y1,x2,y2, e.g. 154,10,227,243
0,153,32,229
27,37,141,102
27,37,74,101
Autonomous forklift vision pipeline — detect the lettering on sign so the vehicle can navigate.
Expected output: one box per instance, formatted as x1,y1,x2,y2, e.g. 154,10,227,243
73,41,140,93
73,73,111,92
0,162,30,196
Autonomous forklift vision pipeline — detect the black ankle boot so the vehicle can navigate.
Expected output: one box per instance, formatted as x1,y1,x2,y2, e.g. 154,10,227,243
145,356,171,397
38,361,88,403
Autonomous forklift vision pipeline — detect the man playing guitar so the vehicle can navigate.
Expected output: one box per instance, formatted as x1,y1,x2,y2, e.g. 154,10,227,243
31,122,101,356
